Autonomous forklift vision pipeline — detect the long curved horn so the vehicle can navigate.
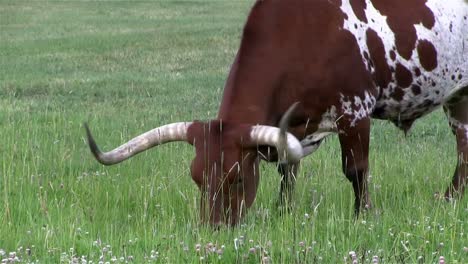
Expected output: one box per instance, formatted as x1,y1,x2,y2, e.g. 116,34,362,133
249,102,303,163
84,122,192,165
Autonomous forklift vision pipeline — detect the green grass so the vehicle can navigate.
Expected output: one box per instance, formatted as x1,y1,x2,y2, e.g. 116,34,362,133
0,1,466,263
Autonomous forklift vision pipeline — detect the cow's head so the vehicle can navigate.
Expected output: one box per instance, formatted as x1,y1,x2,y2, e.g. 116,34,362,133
85,104,303,226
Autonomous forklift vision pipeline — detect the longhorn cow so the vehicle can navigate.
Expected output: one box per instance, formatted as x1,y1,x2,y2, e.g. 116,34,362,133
85,0,467,226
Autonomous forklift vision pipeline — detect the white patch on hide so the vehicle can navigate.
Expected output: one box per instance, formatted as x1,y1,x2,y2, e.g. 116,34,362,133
340,91,376,127
339,0,468,121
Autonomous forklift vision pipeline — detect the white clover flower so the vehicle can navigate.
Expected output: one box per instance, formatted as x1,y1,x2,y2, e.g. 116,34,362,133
439,256,445,264
262,256,271,264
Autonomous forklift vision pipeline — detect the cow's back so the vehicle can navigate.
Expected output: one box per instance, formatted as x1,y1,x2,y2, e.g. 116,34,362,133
340,0,467,129
220,0,467,132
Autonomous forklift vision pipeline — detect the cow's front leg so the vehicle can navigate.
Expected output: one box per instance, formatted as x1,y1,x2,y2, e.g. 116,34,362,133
444,94,468,199
277,162,299,211
338,118,371,214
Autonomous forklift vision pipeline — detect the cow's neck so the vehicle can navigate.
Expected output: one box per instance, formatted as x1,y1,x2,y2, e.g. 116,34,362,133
217,52,280,125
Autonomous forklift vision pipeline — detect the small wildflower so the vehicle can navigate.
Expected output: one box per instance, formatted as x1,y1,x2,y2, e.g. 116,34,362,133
195,244,201,252
349,251,358,264
439,256,445,264
372,255,379,264
262,256,271,264
299,241,305,247
304,213,310,219
93,239,101,247
249,247,256,254
463,246,468,252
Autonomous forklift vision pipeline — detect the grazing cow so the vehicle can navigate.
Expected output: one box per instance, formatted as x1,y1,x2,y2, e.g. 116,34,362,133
85,0,468,226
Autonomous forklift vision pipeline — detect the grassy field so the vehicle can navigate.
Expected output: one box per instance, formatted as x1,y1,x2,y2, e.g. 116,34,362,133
0,0,466,263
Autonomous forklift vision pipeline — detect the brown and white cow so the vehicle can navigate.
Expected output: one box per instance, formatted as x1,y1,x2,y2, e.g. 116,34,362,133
85,0,467,226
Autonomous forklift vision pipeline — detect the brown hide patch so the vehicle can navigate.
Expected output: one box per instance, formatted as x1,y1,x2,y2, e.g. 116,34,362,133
391,87,405,101
414,67,421,77
343,12,349,20
417,40,438,71
366,28,391,88
370,0,435,60
350,0,368,23
330,0,342,6
411,84,421,95
395,63,413,88
389,50,396,61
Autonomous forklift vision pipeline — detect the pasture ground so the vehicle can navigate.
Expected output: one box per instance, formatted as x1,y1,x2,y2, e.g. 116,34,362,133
0,1,466,263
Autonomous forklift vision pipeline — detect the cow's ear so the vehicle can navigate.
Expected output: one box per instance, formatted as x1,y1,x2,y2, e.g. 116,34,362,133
186,121,204,146
187,120,223,146
232,124,257,148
